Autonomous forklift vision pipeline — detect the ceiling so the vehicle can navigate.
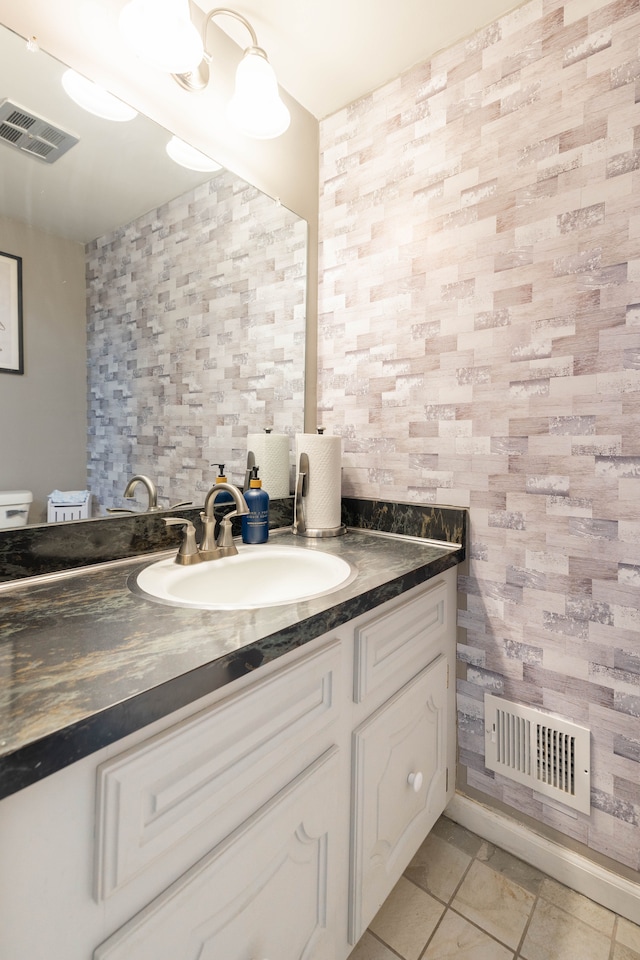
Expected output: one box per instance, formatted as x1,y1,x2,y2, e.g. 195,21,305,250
0,23,219,242
204,0,525,119
0,0,526,243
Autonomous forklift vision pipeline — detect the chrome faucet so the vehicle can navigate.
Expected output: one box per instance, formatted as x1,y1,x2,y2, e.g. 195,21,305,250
200,482,249,560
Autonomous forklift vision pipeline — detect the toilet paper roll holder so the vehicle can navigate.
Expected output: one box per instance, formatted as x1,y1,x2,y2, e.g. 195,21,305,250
292,452,346,538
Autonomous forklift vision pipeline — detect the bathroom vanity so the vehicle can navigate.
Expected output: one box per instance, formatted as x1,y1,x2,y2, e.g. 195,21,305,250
0,516,464,959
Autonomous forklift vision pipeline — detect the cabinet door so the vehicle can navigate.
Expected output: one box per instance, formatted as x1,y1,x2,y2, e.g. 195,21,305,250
349,655,449,943
94,748,339,960
95,641,340,901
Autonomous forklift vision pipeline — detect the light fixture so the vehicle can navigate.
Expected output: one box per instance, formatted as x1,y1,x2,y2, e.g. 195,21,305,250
226,47,290,139
118,4,290,140
119,0,204,74
61,70,138,122
166,135,222,172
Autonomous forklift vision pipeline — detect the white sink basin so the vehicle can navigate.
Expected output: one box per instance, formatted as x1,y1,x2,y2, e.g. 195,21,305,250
131,543,357,610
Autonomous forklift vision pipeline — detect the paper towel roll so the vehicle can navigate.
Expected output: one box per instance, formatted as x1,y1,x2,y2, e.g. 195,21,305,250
246,433,291,499
295,433,342,531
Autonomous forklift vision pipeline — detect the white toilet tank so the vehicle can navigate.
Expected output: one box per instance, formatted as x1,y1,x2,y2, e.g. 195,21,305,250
0,490,33,529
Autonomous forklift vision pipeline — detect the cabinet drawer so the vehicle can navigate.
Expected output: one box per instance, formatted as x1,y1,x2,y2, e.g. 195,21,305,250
95,640,340,901
349,654,449,944
94,747,339,960
353,576,449,704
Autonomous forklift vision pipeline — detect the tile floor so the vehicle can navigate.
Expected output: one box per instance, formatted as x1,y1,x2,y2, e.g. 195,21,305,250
348,816,640,960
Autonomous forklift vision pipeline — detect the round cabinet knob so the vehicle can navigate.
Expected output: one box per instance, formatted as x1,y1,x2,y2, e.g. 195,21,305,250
407,771,423,792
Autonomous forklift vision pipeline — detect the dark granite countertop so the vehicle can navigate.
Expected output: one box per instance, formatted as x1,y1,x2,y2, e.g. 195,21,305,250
0,526,463,800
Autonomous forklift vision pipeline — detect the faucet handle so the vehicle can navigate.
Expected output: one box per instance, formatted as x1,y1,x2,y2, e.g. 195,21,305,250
163,517,202,565
199,511,223,561
217,516,239,557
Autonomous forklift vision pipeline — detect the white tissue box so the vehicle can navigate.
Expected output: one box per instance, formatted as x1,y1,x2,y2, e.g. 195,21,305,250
47,491,92,522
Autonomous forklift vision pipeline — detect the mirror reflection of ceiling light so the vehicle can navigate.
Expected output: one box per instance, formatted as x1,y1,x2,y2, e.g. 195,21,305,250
61,70,138,122
118,3,290,140
118,0,203,74
165,136,222,172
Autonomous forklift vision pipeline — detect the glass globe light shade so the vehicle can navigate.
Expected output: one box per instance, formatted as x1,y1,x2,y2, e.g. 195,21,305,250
227,48,291,140
119,0,203,74
61,70,138,122
166,136,222,172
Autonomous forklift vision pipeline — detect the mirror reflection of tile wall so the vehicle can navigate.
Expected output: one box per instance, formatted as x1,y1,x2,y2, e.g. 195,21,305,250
87,172,306,512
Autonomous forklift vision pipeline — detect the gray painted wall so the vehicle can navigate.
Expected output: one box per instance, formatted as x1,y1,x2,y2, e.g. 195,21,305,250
0,216,86,521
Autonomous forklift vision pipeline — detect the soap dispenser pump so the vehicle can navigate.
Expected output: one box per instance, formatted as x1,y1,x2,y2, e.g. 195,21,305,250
241,466,269,544
212,463,233,504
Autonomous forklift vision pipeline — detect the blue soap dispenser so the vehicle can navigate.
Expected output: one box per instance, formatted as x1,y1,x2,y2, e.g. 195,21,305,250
242,466,269,544
212,463,234,504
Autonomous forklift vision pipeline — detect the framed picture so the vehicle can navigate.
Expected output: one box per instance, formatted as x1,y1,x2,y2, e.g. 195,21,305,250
0,251,24,375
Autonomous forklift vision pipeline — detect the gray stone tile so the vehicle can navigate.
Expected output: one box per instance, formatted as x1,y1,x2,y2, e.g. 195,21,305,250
451,859,536,949
404,830,473,902
477,845,546,895
521,898,612,960
347,931,398,960
430,815,487,859
422,910,514,959
613,945,640,960
369,876,445,960
538,878,616,935
617,918,640,954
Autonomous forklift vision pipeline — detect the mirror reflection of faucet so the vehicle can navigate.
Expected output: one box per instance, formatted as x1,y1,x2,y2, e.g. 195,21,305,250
106,475,192,514
124,474,158,511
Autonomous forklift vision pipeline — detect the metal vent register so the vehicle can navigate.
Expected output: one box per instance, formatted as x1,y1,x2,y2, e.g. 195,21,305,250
484,694,591,814
0,99,78,163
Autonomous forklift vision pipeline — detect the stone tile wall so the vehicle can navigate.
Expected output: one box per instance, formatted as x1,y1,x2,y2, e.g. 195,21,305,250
86,172,306,512
319,0,640,870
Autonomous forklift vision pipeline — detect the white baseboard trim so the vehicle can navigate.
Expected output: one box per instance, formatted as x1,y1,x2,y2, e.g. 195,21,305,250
446,793,640,925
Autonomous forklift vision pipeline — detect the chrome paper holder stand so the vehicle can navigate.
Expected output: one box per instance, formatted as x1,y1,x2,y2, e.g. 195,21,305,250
292,452,346,538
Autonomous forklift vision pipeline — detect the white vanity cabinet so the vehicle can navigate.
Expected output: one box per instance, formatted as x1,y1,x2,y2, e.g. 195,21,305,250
92,640,343,960
0,566,456,960
95,748,340,960
348,574,454,943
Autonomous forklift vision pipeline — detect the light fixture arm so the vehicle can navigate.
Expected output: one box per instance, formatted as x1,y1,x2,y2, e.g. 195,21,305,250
173,6,260,92
201,8,258,59
169,3,291,138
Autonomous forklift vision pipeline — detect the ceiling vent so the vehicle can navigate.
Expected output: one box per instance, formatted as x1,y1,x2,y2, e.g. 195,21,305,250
0,99,78,163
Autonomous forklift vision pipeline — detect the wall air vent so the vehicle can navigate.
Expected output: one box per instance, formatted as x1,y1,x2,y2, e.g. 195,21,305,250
484,694,591,815
0,99,78,164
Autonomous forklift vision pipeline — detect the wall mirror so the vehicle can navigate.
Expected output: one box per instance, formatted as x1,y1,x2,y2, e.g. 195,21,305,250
0,22,307,528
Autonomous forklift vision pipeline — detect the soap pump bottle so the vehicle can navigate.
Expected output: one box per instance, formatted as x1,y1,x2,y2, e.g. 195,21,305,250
212,463,233,504
241,466,269,544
